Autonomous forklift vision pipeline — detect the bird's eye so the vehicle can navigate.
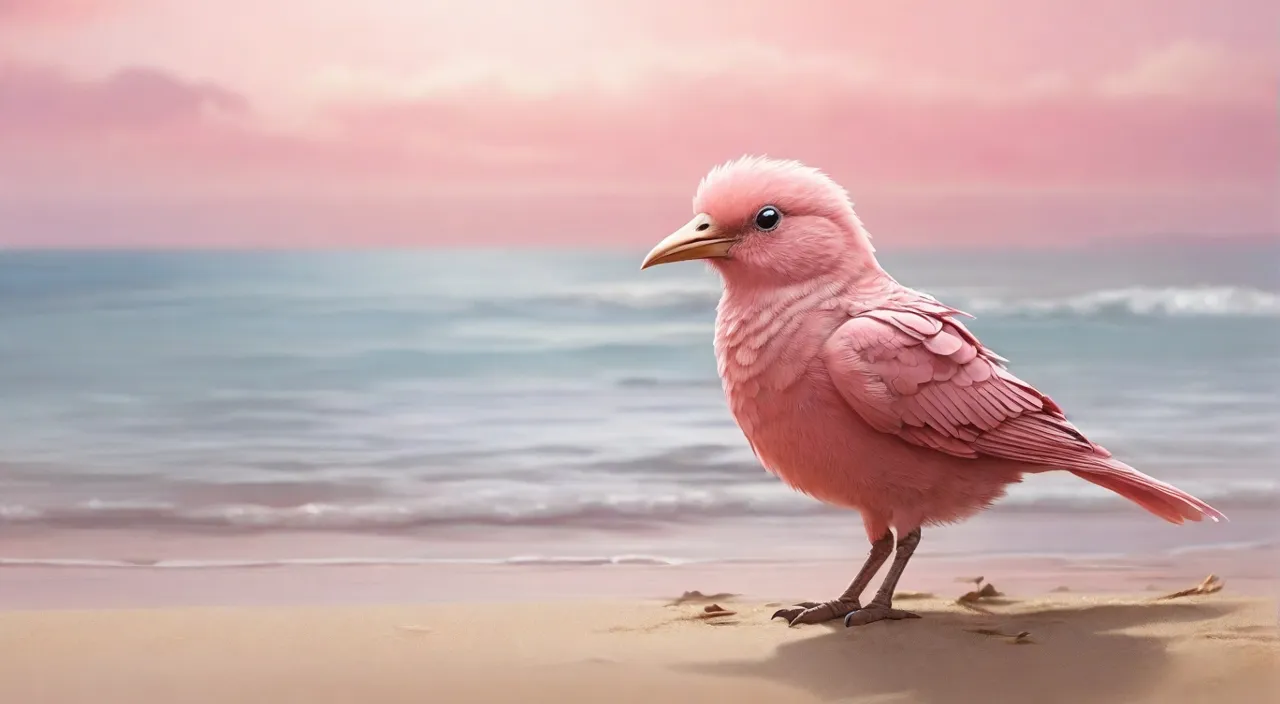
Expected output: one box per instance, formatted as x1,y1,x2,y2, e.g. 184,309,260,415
754,206,781,232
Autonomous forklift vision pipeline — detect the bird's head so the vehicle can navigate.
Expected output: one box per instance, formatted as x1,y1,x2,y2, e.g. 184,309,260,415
641,156,878,287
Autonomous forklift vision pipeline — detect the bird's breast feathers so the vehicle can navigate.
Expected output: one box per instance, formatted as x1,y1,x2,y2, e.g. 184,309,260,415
713,289,854,439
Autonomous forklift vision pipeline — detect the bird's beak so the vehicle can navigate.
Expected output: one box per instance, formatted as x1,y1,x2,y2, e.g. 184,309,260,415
640,214,734,270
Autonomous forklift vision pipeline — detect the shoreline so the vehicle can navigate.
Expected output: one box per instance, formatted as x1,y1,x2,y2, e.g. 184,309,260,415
3,544,1275,610
1,503,1273,562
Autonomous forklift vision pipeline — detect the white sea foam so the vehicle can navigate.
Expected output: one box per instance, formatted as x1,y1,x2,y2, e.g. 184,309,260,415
1,540,1274,571
0,554,700,570
529,283,1280,319
962,286,1280,318
0,477,1273,533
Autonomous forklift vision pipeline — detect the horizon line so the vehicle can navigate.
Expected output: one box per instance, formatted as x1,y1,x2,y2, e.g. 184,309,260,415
3,232,1278,254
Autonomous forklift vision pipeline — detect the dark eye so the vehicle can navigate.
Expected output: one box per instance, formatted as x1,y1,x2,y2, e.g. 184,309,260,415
754,206,781,232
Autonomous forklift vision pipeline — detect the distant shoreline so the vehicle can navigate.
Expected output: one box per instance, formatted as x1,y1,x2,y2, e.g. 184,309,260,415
1,543,1274,610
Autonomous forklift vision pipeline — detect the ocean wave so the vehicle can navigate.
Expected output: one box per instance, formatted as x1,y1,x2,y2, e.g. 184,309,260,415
0,554,699,570
486,284,1279,321
2,478,1274,533
552,280,722,311
960,286,1280,319
0,491,822,532
29,275,1274,326
1,541,1274,571
614,376,721,389
444,281,722,317
505,283,1280,320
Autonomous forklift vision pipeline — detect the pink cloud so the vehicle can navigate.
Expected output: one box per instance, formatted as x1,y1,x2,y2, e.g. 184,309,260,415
330,74,1272,190
0,36,1275,247
0,62,247,134
8,45,1271,188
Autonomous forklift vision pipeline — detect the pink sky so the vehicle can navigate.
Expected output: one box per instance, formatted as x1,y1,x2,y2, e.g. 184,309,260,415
1,0,1276,247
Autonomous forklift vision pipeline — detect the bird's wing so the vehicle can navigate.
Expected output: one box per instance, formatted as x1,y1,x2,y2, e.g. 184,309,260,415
820,299,1105,464
821,297,1225,524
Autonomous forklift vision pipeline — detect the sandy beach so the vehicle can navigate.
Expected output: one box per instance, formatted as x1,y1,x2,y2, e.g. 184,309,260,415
2,561,1275,704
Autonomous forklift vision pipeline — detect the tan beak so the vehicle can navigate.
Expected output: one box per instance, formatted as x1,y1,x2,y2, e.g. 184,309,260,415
640,214,735,270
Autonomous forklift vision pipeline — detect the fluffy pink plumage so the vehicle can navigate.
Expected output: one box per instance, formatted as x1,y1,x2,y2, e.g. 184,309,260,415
641,156,1224,627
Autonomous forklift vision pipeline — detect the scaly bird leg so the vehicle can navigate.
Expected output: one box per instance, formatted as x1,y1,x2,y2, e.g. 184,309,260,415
772,531,894,626
844,527,923,627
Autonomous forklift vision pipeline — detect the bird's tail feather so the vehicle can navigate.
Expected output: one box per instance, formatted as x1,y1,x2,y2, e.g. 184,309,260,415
1069,459,1227,525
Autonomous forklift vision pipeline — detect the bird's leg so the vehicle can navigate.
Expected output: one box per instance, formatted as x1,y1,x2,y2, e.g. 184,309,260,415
772,531,894,626
844,527,923,627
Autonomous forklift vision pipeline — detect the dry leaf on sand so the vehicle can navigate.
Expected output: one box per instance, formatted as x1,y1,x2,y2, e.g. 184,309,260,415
958,582,1005,603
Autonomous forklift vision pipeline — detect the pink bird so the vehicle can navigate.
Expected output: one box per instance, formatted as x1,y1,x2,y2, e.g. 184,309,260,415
640,156,1226,628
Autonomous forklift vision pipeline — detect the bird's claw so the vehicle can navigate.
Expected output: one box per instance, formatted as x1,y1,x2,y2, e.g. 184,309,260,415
843,604,921,628
771,600,860,627
770,602,819,624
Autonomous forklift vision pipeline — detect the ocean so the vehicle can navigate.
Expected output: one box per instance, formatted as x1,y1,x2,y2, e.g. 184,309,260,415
1,244,1277,570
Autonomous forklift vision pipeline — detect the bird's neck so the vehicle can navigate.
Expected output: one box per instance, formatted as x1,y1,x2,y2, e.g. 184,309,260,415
713,266,896,394
718,257,890,313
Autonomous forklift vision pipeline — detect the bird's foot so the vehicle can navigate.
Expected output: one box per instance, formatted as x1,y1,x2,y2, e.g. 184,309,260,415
771,600,861,627
842,601,920,628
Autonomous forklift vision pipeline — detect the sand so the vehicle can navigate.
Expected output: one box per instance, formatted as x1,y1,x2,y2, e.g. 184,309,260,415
2,589,1275,704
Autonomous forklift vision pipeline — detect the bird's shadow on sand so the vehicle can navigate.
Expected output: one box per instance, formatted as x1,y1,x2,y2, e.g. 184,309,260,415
675,600,1233,704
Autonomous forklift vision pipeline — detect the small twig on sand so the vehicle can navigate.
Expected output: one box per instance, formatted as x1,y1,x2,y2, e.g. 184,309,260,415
967,628,1034,644
1156,574,1224,601
666,590,739,606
